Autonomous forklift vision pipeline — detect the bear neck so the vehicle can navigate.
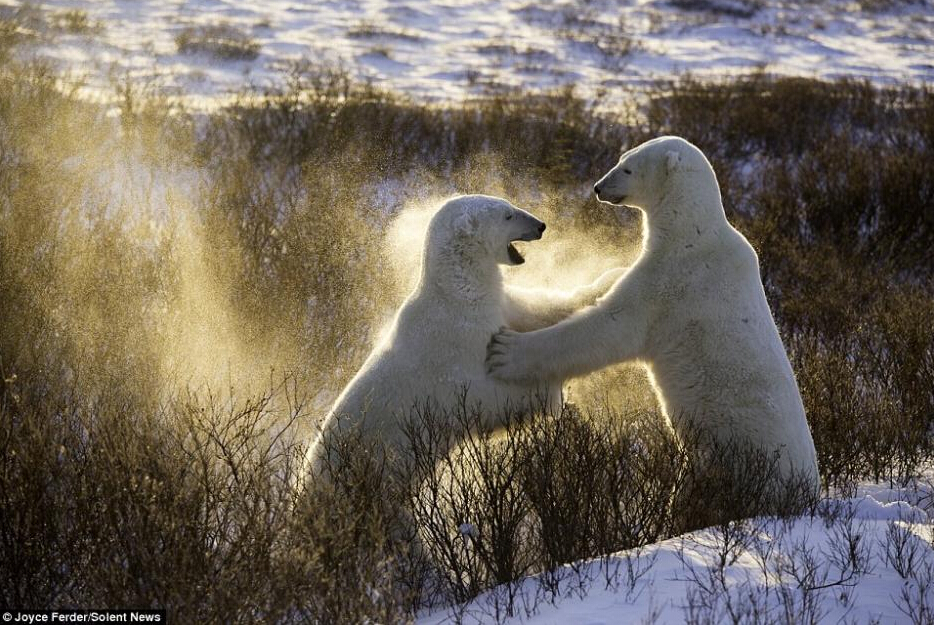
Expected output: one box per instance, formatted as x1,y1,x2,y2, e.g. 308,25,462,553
419,242,503,308
643,172,727,253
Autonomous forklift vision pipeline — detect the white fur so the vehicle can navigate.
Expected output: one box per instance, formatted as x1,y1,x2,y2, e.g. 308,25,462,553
488,137,820,492
307,194,620,475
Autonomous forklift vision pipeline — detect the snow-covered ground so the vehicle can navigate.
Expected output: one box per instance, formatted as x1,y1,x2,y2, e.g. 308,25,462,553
420,480,934,624
1,0,932,108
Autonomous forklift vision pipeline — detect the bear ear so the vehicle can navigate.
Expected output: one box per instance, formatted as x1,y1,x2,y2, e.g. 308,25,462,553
666,150,683,174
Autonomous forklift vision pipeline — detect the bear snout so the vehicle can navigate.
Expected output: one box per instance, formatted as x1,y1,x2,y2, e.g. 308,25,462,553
594,181,604,196
517,217,546,241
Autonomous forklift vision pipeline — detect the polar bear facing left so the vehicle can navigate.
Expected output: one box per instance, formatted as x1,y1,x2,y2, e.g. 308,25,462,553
306,194,620,478
488,138,820,496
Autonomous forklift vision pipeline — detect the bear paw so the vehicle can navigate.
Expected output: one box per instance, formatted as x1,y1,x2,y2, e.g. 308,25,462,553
486,327,535,381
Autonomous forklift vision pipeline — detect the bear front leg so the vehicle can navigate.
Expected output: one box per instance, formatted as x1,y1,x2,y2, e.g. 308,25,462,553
503,266,627,332
488,303,642,382
571,266,627,304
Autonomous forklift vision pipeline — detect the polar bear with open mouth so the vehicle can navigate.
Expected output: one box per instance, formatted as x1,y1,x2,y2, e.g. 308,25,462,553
306,194,620,477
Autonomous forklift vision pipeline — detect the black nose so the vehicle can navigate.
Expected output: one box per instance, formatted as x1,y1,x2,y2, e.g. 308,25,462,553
594,182,603,195
538,222,546,233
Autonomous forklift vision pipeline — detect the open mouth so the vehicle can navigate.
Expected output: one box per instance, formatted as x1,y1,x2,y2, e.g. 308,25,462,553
508,228,544,264
507,242,525,264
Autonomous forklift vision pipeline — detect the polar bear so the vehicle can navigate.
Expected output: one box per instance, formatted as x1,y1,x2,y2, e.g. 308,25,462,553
487,136,820,494
307,194,620,478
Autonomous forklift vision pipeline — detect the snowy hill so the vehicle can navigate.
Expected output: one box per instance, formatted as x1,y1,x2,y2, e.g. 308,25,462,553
420,481,934,624
1,0,932,107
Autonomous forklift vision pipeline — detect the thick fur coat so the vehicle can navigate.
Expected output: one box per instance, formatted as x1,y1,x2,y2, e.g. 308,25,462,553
307,194,620,475
488,137,820,492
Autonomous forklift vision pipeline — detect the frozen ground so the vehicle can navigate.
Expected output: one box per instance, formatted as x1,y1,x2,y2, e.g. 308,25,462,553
419,479,934,624
1,0,932,108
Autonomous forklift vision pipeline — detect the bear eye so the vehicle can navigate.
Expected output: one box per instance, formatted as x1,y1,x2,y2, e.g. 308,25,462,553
623,168,632,175
505,214,513,220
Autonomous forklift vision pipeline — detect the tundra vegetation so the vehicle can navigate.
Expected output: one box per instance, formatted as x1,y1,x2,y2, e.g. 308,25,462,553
0,44,932,622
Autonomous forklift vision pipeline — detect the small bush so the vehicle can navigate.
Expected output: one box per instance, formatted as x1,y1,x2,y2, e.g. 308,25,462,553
51,9,101,35
347,21,422,42
175,23,260,61
669,0,762,18
857,0,924,11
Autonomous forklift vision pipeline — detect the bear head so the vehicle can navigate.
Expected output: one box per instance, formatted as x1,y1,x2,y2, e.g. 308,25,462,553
426,194,546,267
593,136,713,210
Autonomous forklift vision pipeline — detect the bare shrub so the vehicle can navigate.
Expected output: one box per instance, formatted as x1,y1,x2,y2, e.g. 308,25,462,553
669,0,762,19
676,496,880,625
670,427,819,535
175,23,260,60
347,21,422,42
51,9,101,35
399,398,540,613
883,515,928,580
895,559,934,625
292,429,423,622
